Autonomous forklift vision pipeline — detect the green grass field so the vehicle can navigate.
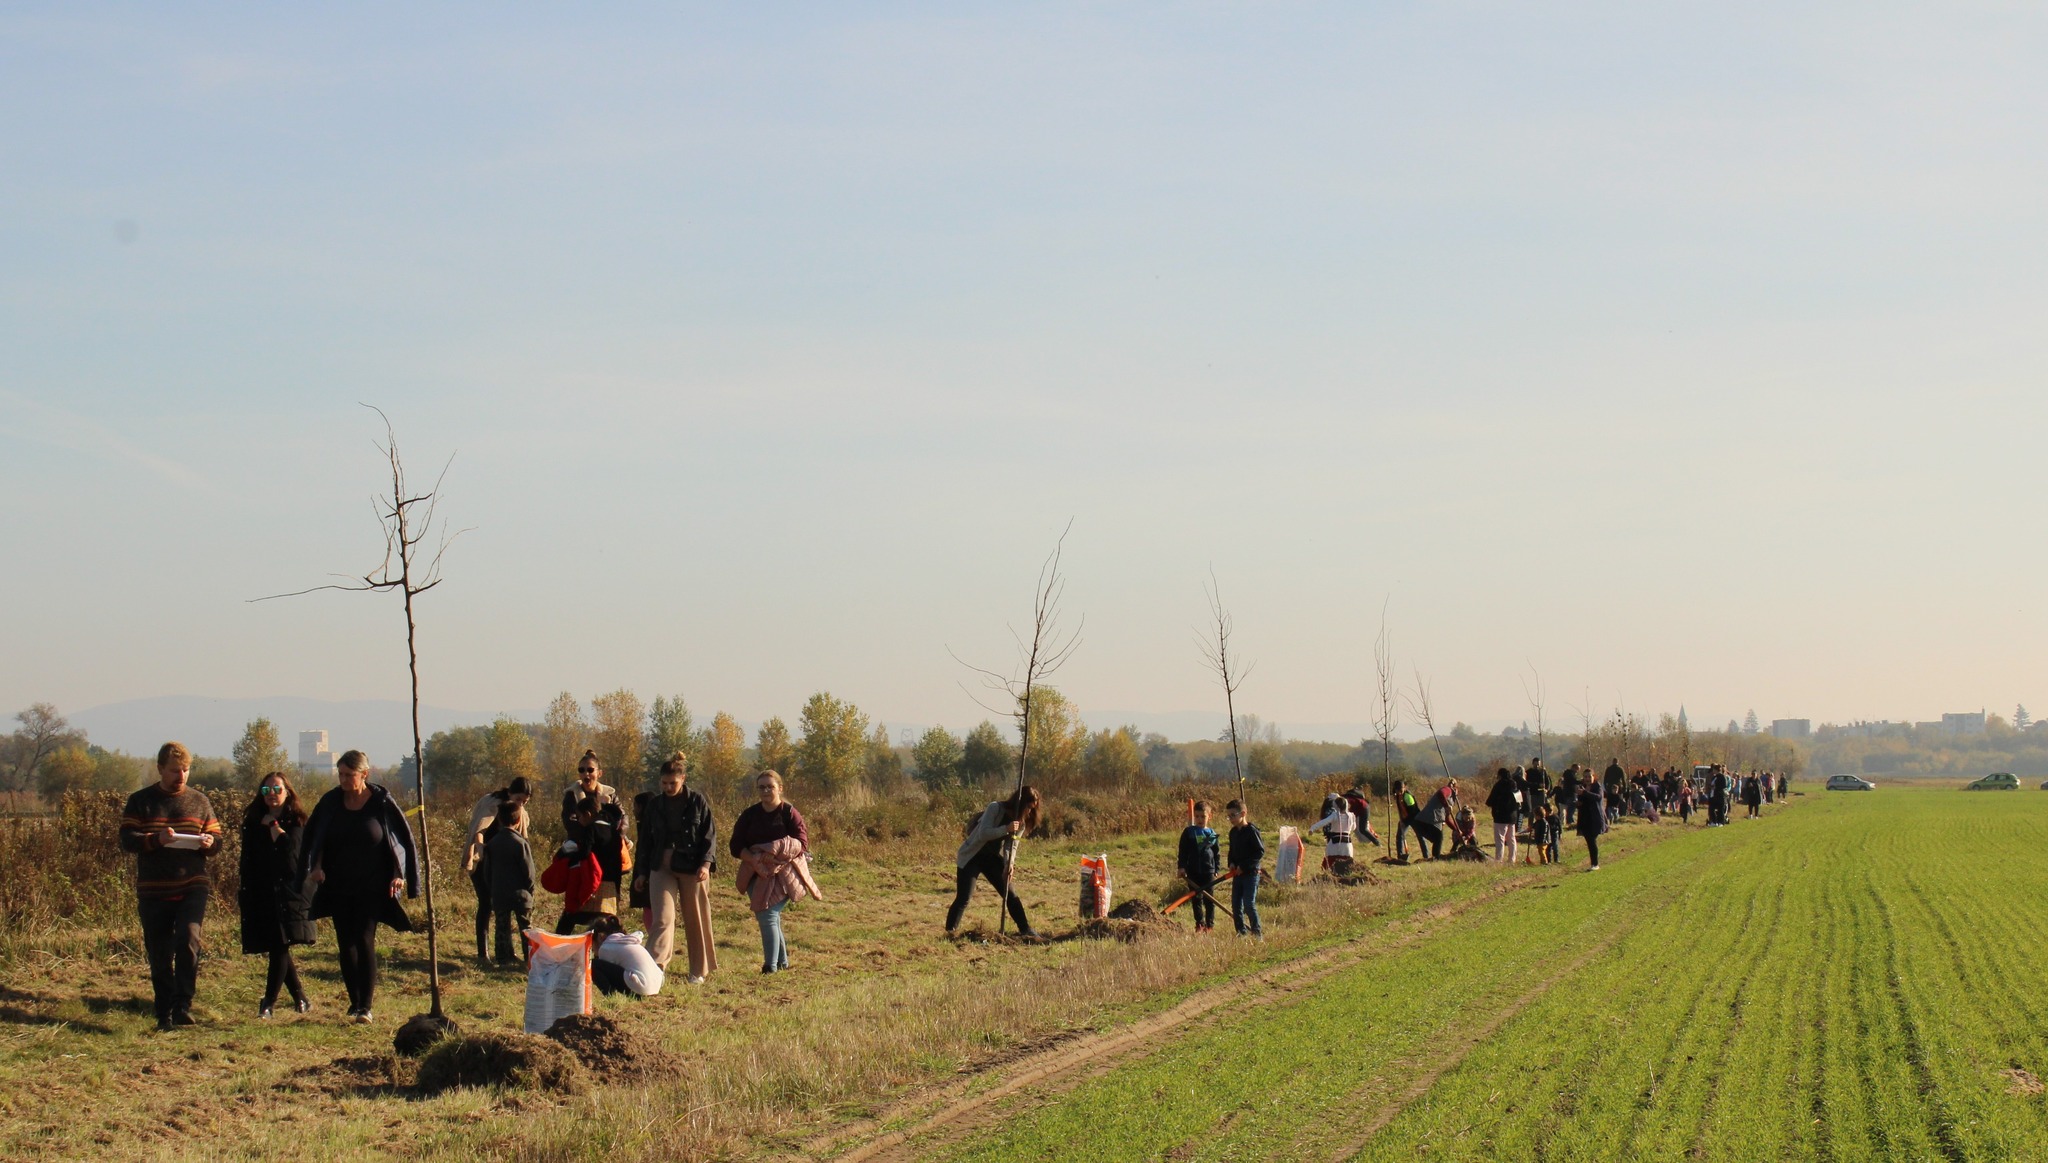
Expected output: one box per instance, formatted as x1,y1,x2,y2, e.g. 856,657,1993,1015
920,789,2048,1162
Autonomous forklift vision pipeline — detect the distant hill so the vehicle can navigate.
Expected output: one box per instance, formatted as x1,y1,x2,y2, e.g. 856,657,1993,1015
70,696,533,764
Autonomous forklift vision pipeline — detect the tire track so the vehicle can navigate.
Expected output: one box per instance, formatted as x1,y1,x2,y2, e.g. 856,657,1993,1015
815,874,1555,1163
1315,929,1625,1162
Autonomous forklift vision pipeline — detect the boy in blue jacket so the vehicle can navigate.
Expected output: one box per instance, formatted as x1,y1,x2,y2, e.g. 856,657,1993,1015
1177,802,1222,933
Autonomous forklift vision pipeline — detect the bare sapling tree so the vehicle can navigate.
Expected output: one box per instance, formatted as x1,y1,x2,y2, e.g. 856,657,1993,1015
1569,686,1593,763
953,521,1081,935
1522,664,1547,765
1198,569,1252,810
1409,672,1456,784
256,406,464,1032
1370,603,1399,852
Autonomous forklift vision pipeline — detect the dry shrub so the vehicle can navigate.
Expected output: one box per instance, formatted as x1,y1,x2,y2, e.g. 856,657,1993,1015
416,1031,588,1095
544,1013,680,1082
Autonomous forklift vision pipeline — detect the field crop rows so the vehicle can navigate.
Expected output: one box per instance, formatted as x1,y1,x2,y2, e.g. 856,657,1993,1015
916,791,2048,1162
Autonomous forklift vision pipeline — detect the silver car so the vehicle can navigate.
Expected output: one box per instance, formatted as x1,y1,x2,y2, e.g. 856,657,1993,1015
1825,775,1876,791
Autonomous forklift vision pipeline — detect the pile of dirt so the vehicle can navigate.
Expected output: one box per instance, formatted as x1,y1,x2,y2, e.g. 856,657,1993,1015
544,1013,680,1082
392,1012,459,1057
2004,1066,2044,1096
1106,899,1158,923
415,1031,588,1096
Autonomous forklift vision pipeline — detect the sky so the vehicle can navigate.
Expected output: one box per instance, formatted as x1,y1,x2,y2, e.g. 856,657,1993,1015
3,3,2045,744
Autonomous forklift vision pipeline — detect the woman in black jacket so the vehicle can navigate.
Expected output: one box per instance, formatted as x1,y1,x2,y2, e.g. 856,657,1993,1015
1485,768,1521,864
239,772,314,1018
301,750,419,1024
1575,781,1607,871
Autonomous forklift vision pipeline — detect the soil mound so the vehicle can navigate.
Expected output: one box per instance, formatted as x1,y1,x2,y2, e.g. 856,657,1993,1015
415,1031,588,1095
392,1012,459,1057
1106,900,1158,923
544,1013,681,1082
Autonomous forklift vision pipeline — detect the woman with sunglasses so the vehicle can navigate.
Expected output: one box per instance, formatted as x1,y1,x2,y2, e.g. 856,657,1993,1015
239,771,314,1017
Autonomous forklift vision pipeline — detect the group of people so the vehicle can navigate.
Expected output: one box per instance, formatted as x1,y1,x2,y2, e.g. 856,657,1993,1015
118,740,823,1032
120,742,420,1029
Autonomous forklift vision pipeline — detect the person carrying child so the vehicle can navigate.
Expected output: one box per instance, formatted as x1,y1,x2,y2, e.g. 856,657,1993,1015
1177,801,1223,933
1308,793,1357,876
479,800,536,965
1224,799,1262,938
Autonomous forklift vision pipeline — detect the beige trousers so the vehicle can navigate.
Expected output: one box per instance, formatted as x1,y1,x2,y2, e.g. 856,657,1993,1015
647,867,718,978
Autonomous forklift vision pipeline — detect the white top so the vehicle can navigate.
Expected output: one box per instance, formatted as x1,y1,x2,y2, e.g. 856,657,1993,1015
1309,807,1356,858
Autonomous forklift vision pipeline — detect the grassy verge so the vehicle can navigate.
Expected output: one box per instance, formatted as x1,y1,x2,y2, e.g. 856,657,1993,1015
0,806,1697,1162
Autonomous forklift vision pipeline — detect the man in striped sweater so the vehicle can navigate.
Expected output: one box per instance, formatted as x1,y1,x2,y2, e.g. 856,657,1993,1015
118,742,223,1031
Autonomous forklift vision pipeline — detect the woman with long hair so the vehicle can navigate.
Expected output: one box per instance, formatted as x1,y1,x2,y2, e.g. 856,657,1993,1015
945,784,1041,938
301,751,419,1024
728,770,819,974
239,771,313,1018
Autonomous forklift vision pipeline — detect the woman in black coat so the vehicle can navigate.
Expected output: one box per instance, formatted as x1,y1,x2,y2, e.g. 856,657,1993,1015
240,772,315,1017
301,750,419,1024
1575,782,1607,871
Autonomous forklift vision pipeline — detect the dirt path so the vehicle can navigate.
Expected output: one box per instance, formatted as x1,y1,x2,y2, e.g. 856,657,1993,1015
813,872,1559,1163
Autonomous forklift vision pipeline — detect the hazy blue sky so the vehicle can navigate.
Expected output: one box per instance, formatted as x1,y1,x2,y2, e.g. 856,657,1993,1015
4,4,2043,741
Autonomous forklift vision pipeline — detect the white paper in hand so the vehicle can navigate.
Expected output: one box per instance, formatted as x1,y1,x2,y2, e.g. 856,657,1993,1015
162,832,208,850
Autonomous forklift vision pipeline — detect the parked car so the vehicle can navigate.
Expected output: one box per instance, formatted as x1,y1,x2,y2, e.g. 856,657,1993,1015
1825,775,1876,791
2040,778,2048,791
1965,772,2021,791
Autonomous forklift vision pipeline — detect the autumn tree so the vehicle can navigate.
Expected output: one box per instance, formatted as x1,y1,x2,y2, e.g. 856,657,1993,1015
701,712,748,796
424,725,493,798
866,724,907,795
645,695,695,779
232,717,293,786
756,717,793,776
540,692,588,780
794,692,870,797
1081,726,1145,790
912,726,963,791
485,716,540,789
3,703,84,811
1020,687,1088,790
589,689,645,784
959,721,1014,788
37,746,100,803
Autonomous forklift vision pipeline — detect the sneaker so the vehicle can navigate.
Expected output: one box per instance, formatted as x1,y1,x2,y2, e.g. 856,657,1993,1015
354,1010,373,1024
294,999,311,1014
761,965,777,975
686,975,705,986
1589,865,1601,872
259,1006,273,1020
156,1015,175,1033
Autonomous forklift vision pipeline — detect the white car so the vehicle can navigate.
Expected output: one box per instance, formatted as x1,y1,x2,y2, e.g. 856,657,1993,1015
1825,775,1876,791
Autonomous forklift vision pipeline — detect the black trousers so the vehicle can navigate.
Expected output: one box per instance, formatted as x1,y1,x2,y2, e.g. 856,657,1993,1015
1584,833,1601,867
1185,875,1216,928
472,870,492,960
330,901,383,1012
493,907,531,963
1409,819,1445,858
946,846,1030,934
139,890,208,1020
263,948,304,1008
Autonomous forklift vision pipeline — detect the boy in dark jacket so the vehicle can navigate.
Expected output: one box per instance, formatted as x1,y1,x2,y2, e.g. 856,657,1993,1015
1177,802,1222,933
481,801,536,964
1225,799,1263,938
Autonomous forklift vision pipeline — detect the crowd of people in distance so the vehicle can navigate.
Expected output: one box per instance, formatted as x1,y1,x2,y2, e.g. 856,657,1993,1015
114,734,1791,1033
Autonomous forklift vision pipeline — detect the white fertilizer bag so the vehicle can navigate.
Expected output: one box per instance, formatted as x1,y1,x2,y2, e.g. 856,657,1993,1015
597,931,666,996
1273,826,1305,884
523,929,593,1033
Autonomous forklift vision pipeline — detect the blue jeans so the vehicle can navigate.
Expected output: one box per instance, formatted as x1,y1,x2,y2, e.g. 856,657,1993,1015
755,902,788,971
1230,870,1261,935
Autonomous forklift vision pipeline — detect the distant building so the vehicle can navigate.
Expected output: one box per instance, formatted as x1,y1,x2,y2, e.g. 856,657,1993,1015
1942,711,1986,735
1770,719,1811,740
298,730,334,775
